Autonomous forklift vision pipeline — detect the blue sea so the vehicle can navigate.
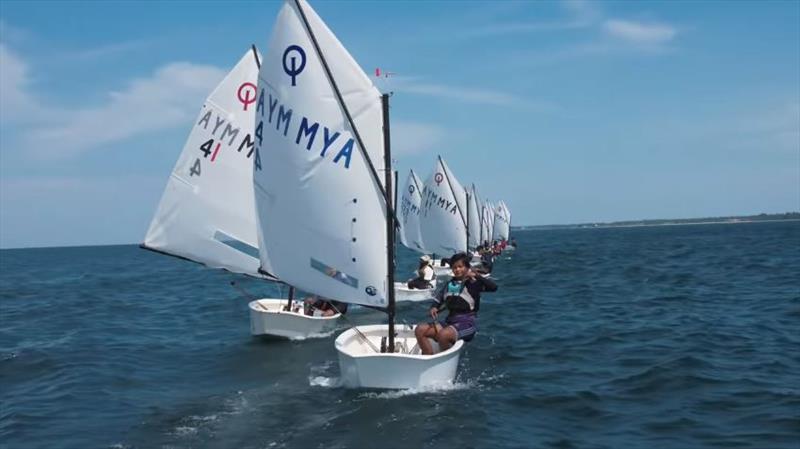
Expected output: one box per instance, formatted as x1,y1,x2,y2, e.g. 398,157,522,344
1,221,799,449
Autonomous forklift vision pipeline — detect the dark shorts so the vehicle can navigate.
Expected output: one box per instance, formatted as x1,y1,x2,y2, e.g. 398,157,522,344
440,313,477,342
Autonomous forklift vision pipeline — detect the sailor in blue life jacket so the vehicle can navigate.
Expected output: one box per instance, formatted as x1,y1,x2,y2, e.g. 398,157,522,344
414,252,498,355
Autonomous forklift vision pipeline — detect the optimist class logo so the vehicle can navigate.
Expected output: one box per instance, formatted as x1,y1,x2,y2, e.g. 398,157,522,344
237,82,257,111
434,173,444,186
282,45,307,86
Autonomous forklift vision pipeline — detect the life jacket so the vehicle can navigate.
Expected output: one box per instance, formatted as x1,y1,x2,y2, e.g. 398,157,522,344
443,279,477,314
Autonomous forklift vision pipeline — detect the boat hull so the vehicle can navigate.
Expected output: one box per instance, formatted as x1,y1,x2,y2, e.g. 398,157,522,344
335,324,464,389
249,299,341,338
394,282,435,302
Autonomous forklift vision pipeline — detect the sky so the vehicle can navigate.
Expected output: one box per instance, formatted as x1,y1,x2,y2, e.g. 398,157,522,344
0,0,798,248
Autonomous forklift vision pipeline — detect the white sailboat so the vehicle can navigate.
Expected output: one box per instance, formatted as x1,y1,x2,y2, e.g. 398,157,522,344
493,200,511,242
253,0,463,389
467,183,481,251
419,156,469,278
395,169,436,302
141,46,341,338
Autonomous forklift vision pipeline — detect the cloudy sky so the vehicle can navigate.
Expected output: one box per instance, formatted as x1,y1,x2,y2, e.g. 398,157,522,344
1,0,798,248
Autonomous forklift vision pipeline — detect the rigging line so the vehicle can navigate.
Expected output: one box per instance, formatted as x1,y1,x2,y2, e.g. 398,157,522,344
326,302,381,353
139,244,280,282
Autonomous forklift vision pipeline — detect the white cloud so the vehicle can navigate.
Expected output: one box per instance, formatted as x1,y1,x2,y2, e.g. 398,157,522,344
28,62,225,159
603,19,677,44
462,0,600,38
396,82,521,107
0,43,47,123
392,121,447,156
8,55,225,160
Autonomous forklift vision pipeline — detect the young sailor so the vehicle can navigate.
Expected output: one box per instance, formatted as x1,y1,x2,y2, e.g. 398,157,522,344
303,295,348,317
414,252,498,355
407,255,436,289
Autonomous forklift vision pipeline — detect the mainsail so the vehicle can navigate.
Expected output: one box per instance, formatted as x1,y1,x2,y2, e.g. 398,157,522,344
467,184,481,250
419,156,467,256
493,201,511,241
252,0,389,307
487,200,496,242
143,48,277,279
398,169,426,253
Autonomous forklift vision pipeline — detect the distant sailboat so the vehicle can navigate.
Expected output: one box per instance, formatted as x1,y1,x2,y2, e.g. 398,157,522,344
253,0,463,389
418,156,469,277
141,46,341,339
395,169,437,302
493,200,511,242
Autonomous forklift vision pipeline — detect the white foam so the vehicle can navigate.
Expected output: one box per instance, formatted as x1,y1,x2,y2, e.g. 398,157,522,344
288,329,337,341
308,376,341,388
358,380,474,399
172,426,198,436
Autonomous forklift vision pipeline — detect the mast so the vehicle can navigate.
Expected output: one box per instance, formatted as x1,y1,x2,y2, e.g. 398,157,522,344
382,93,396,353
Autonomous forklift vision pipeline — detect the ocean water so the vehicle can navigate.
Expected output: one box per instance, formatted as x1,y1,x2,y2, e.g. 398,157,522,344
1,221,798,449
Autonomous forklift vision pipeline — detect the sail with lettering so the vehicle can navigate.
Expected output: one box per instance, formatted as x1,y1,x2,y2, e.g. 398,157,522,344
398,169,427,253
143,48,276,279
419,156,467,256
252,0,388,307
467,184,481,250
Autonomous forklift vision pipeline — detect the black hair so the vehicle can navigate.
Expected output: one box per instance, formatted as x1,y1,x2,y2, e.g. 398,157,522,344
449,252,471,268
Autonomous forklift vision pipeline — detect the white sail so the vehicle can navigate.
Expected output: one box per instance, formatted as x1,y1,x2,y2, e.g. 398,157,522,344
398,170,426,253
501,200,512,238
143,48,276,279
467,184,481,250
487,200,496,242
493,201,510,241
479,203,488,245
253,0,388,307
419,156,467,257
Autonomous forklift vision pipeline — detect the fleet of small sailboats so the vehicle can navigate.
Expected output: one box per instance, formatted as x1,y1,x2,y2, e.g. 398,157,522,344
142,0,513,389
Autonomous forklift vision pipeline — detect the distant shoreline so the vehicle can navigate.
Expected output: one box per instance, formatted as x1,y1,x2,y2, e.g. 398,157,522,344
514,213,800,231
3,214,798,250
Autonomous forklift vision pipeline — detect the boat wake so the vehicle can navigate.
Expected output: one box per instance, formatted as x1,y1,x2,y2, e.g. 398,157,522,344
288,328,338,341
358,380,473,399
308,375,342,388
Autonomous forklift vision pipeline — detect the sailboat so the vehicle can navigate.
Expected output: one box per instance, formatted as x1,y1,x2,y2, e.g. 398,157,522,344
418,156,470,277
394,169,437,302
253,0,463,389
141,46,342,339
493,200,511,243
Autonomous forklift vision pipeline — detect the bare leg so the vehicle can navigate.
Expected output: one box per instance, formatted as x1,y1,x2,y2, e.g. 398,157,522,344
436,326,458,352
414,323,444,355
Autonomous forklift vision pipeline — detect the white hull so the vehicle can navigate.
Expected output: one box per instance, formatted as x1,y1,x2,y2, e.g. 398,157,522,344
335,324,464,389
249,299,341,338
432,260,452,278
394,282,435,302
